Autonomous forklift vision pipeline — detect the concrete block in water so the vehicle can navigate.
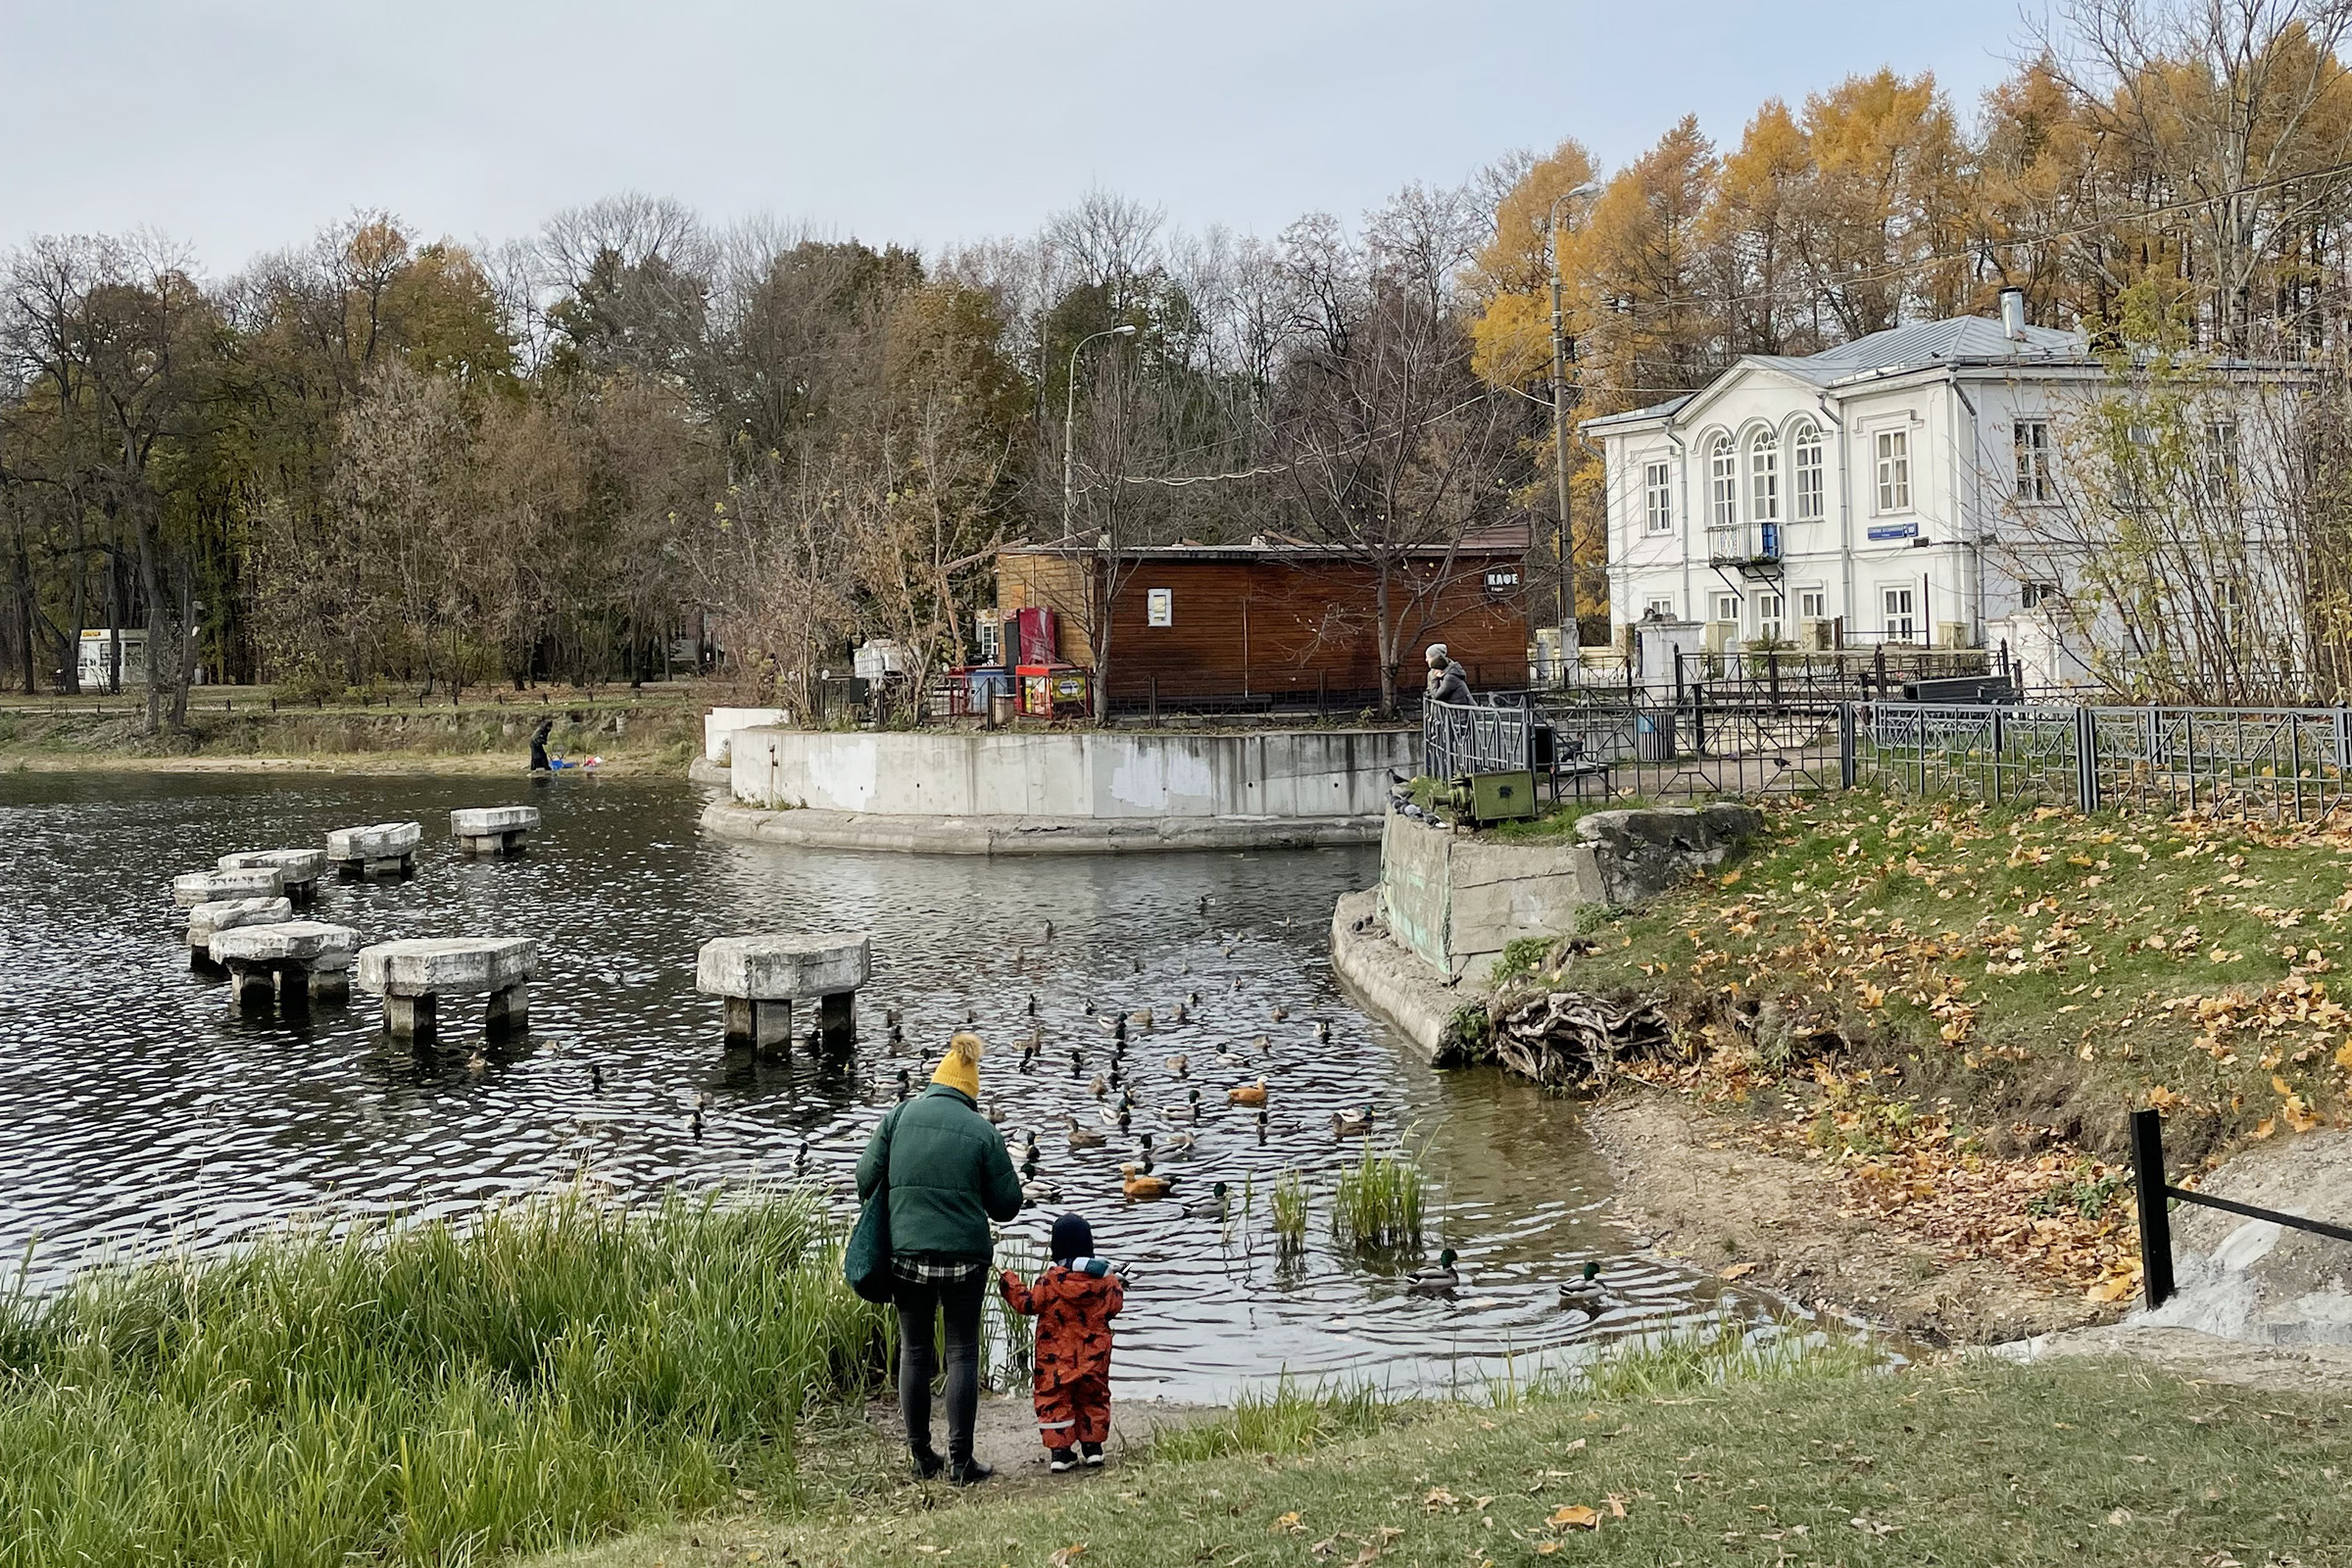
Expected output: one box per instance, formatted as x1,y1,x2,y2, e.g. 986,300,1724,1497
357,937,538,1039
326,821,422,878
698,934,868,1049
172,866,285,907
449,806,540,857
211,920,362,1013
187,896,293,952
696,934,870,1000
218,849,327,898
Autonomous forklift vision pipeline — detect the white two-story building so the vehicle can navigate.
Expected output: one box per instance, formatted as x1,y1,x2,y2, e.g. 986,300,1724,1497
1583,292,2096,669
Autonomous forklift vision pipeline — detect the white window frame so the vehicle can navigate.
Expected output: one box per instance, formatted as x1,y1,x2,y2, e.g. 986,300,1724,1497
1708,436,1738,530
1797,588,1827,621
1790,421,1825,521
1882,585,1918,642
2014,419,2053,503
2202,418,2238,504
1712,591,1741,625
1874,427,1911,514
1642,594,1678,620
1755,590,1785,642
1747,432,1780,522
1642,460,1674,536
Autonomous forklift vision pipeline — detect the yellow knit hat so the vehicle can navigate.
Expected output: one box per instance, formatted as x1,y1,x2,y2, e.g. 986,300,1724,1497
931,1032,984,1098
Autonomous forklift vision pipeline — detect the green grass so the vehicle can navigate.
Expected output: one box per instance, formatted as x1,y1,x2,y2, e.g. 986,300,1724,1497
541,1337,2352,1568
0,1183,892,1567
1270,1170,1309,1255
1149,1378,1391,1462
1564,789,2352,1164
1330,1147,1426,1251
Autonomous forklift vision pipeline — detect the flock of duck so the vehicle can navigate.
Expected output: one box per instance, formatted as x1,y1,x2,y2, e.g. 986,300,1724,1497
848,906,1613,1314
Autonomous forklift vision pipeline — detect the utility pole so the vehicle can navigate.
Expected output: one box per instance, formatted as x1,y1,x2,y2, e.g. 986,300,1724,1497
1061,323,1139,535
1547,183,1598,680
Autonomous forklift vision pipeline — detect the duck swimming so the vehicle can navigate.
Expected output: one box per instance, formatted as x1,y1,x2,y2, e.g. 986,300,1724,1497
1559,1260,1607,1313
1158,1129,1197,1154
1165,1054,1189,1078
1162,1088,1202,1123
1227,1078,1268,1107
1330,1107,1373,1138
1120,1161,1176,1200
1062,1114,1107,1151
1406,1249,1460,1293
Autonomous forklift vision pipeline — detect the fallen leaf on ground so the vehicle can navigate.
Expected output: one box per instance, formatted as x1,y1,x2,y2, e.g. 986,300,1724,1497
1547,1505,1601,1531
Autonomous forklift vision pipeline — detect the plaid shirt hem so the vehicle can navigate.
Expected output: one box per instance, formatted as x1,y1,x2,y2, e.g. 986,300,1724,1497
891,1252,987,1285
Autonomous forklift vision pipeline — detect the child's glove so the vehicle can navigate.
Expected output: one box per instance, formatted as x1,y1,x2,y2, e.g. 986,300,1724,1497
1080,1258,1111,1278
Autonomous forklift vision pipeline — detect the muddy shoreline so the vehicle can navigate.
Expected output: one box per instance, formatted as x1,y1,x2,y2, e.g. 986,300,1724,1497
1586,1088,2109,1345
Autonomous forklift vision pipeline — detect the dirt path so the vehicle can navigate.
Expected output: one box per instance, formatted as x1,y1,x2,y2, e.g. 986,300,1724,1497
866,1392,1225,1484
1589,1088,2105,1345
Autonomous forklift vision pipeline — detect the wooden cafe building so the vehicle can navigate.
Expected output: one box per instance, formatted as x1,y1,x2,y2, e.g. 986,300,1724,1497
992,530,1533,711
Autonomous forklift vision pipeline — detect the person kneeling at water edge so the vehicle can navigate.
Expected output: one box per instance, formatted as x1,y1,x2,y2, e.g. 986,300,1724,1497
1001,1211,1124,1472
856,1031,1023,1485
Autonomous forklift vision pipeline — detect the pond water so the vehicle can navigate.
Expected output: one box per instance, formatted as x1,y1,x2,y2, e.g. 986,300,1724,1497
0,770,1768,1399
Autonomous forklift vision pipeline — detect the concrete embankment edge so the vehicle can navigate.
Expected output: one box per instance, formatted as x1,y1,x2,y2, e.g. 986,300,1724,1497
1328,888,1479,1064
687,757,731,787
701,800,1383,856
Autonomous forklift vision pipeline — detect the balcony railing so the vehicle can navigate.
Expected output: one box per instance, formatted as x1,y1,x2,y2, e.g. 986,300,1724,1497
1705,522,1782,566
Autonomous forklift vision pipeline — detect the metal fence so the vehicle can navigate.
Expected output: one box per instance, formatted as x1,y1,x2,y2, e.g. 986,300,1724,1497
1425,692,2352,822
1858,701,2352,821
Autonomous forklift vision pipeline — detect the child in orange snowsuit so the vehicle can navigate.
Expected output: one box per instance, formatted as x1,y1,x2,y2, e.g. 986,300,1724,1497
1000,1212,1123,1471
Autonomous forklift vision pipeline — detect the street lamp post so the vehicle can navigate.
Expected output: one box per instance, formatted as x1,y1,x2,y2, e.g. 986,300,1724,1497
1547,183,1599,679
1062,323,1139,534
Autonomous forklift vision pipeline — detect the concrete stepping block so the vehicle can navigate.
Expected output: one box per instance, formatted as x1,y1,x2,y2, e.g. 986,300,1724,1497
172,866,285,907
218,849,327,899
211,920,364,1013
186,896,293,967
326,821,421,879
357,937,538,1039
450,806,540,858
696,933,870,1049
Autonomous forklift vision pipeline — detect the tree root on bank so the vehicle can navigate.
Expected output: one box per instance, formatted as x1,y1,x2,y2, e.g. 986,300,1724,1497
1487,989,1675,1088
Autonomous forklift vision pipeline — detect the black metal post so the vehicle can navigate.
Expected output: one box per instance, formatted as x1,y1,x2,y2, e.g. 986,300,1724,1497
2132,1107,2176,1310
1838,703,1857,788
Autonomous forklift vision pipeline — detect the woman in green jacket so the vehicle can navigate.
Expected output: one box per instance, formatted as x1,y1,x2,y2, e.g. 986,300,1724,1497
856,1031,1023,1483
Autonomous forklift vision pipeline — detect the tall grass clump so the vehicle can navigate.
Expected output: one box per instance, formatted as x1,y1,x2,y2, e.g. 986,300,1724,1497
0,1182,891,1567
1331,1147,1424,1251
1564,1317,1884,1402
1269,1170,1309,1254
1150,1376,1392,1461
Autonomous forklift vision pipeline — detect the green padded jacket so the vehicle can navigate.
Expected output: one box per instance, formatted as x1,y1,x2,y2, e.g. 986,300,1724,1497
854,1084,1022,1261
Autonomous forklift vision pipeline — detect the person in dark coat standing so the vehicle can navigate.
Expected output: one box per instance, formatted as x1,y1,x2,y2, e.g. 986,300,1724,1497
528,716,554,771
1425,644,1471,704
856,1031,1022,1484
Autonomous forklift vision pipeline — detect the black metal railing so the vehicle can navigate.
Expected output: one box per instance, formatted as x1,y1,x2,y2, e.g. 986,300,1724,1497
2132,1108,2352,1309
1859,701,2352,821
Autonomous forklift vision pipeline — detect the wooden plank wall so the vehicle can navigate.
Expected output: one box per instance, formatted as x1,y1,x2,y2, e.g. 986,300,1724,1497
998,553,1528,698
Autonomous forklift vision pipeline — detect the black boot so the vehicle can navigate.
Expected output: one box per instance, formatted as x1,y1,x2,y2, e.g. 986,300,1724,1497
1081,1441,1105,1468
949,1456,996,1486
910,1446,944,1481
1048,1447,1078,1473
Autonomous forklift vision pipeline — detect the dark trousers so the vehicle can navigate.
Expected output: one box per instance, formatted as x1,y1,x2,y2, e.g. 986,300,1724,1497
894,1268,986,1464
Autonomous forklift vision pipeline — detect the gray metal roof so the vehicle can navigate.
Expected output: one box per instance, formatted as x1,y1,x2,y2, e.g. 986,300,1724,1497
1750,314,2086,385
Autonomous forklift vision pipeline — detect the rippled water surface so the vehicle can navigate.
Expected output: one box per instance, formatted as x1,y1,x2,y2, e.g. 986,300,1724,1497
0,770,1758,1398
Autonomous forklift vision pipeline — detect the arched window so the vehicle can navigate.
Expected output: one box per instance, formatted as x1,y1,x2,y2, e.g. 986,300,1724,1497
1708,436,1738,531
1747,431,1780,522
1790,421,1825,521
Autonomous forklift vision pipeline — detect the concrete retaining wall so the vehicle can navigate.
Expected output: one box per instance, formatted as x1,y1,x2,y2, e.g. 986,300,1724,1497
1376,804,1761,982
705,708,789,762
728,727,1414,821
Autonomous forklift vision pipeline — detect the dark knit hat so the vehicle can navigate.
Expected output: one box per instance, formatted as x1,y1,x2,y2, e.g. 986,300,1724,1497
1050,1212,1094,1262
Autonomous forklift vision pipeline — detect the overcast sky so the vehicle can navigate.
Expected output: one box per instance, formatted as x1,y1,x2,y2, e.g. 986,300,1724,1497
1,0,2037,274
